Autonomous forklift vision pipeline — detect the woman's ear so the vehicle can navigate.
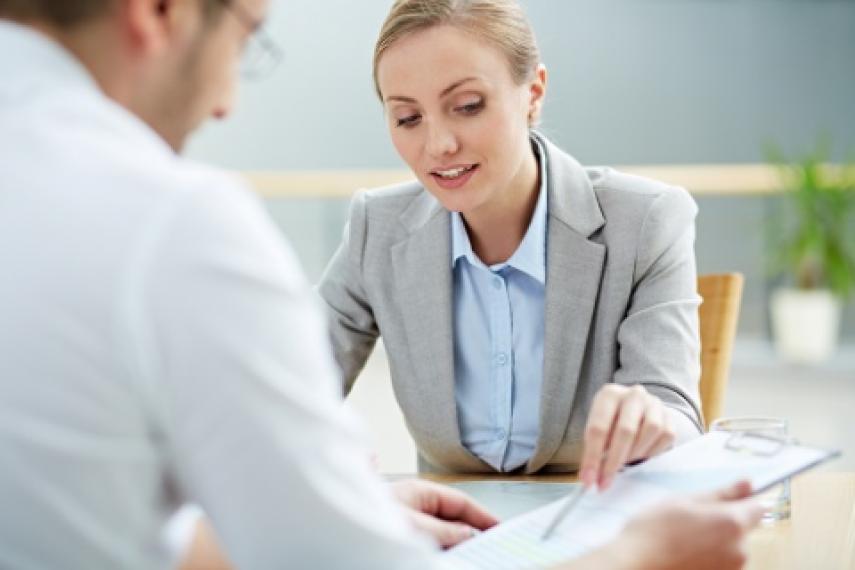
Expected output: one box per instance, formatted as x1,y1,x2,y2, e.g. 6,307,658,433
527,63,548,126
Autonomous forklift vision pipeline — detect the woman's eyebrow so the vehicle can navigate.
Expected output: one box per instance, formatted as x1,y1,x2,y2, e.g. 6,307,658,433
384,77,481,104
439,77,479,98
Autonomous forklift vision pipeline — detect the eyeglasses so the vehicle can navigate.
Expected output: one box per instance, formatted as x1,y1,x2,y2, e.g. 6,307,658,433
218,0,284,80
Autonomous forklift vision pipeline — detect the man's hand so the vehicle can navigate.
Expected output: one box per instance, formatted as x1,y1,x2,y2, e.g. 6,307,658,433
579,384,675,490
559,481,764,570
615,481,763,570
390,479,499,548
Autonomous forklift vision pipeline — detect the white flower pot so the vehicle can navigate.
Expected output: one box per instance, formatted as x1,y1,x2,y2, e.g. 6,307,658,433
770,288,842,363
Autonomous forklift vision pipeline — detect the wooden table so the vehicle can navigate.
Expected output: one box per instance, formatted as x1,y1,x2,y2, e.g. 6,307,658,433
420,472,855,570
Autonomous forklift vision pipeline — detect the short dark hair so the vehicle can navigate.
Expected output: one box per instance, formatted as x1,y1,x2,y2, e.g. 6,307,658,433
0,0,114,28
0,0,224,29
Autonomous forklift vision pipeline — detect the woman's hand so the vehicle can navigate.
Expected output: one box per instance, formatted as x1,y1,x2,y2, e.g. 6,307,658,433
389,479,499,548
579,384,675,490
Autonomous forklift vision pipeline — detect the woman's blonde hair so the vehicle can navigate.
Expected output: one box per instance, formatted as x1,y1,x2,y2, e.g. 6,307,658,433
373,0,540,99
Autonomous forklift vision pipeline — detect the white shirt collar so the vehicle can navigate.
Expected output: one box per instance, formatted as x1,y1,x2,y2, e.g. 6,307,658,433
0,21,99,97
0,20,173,157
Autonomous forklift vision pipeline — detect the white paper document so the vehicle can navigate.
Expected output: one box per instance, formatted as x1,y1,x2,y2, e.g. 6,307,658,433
443,431,839,569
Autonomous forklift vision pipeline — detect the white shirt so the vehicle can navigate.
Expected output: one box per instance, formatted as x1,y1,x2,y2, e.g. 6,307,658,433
0,21,453,570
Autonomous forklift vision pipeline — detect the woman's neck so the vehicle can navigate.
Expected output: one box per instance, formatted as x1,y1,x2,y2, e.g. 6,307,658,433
463,147,541,266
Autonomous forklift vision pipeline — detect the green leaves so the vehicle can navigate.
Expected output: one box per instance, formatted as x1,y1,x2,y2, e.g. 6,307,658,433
765,139,855,299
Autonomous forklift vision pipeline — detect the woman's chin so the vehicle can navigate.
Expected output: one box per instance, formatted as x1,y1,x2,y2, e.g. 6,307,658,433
426,187,483,215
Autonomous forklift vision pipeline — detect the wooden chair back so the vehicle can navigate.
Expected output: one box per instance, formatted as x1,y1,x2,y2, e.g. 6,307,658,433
697,273,744,430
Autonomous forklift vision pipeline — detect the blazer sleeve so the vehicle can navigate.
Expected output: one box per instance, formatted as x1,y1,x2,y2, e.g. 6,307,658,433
317,190,380,395
612,187,705,439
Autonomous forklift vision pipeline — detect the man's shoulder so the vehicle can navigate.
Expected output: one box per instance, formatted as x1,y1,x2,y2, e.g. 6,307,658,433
142,160,271,251
165,160,255,204
93,109,253,209
98,151,259,239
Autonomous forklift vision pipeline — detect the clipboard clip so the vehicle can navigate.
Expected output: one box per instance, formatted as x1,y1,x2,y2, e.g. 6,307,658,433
723,432,796,457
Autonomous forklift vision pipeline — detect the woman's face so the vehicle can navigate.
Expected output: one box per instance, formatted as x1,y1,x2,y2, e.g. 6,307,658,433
376,25,545,216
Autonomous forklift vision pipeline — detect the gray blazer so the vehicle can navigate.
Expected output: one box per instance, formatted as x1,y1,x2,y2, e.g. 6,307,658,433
319,132,703,474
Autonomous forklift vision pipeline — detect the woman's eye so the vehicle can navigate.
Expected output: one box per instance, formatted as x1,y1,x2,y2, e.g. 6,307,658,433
396,115,421,127
456,100,484,115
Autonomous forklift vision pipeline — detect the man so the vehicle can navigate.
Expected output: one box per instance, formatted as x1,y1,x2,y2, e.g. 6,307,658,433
0,1,762,569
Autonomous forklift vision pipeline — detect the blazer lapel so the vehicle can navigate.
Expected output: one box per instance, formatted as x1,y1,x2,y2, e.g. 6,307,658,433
526,133,607,473
390,192,490,472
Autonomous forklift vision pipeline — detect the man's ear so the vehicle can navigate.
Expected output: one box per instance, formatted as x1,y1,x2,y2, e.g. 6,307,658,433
527,63,548,126
121,0,196,56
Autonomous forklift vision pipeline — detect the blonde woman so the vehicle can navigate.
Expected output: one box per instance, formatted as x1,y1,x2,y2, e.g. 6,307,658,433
320,0,703,489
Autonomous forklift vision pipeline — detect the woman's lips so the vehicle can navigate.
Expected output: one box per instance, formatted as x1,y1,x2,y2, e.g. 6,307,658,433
429,164,480,190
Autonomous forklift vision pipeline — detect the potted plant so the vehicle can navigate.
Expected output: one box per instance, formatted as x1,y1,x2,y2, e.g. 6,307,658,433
766,140,855,363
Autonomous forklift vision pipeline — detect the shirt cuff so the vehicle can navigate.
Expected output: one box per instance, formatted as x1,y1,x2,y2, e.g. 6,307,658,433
161,504,204,567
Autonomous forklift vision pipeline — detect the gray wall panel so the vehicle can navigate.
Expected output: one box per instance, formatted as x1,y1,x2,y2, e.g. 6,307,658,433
183,1,855,339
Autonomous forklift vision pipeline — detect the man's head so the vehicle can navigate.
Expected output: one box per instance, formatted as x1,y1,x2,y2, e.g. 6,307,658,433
0,0,270,151
0,0,116,28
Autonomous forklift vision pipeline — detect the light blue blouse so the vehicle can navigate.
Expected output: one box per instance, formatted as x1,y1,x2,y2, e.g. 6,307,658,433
450,139,548,472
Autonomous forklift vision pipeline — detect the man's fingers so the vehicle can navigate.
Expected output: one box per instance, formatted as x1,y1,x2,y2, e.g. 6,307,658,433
709,480,754,502
690,480,764,532
407,511,477,548
430,486,498,530
407,480,498,530
709,495,766,535
732,499,766,530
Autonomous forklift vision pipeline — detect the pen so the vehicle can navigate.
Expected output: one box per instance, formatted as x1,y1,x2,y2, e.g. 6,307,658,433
540,485,590,541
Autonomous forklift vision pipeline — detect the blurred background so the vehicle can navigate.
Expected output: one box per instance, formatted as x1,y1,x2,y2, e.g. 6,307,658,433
186,0,855,472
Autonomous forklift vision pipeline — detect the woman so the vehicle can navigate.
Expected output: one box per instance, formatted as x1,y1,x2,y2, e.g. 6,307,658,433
319,0,703,488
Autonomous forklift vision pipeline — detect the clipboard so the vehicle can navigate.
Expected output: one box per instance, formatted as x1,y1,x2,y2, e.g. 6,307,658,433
443,432,840,570
720,431,840,495
620,430,840,497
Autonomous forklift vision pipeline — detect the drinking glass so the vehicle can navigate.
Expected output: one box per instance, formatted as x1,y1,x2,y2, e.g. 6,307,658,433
710,416,791,522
